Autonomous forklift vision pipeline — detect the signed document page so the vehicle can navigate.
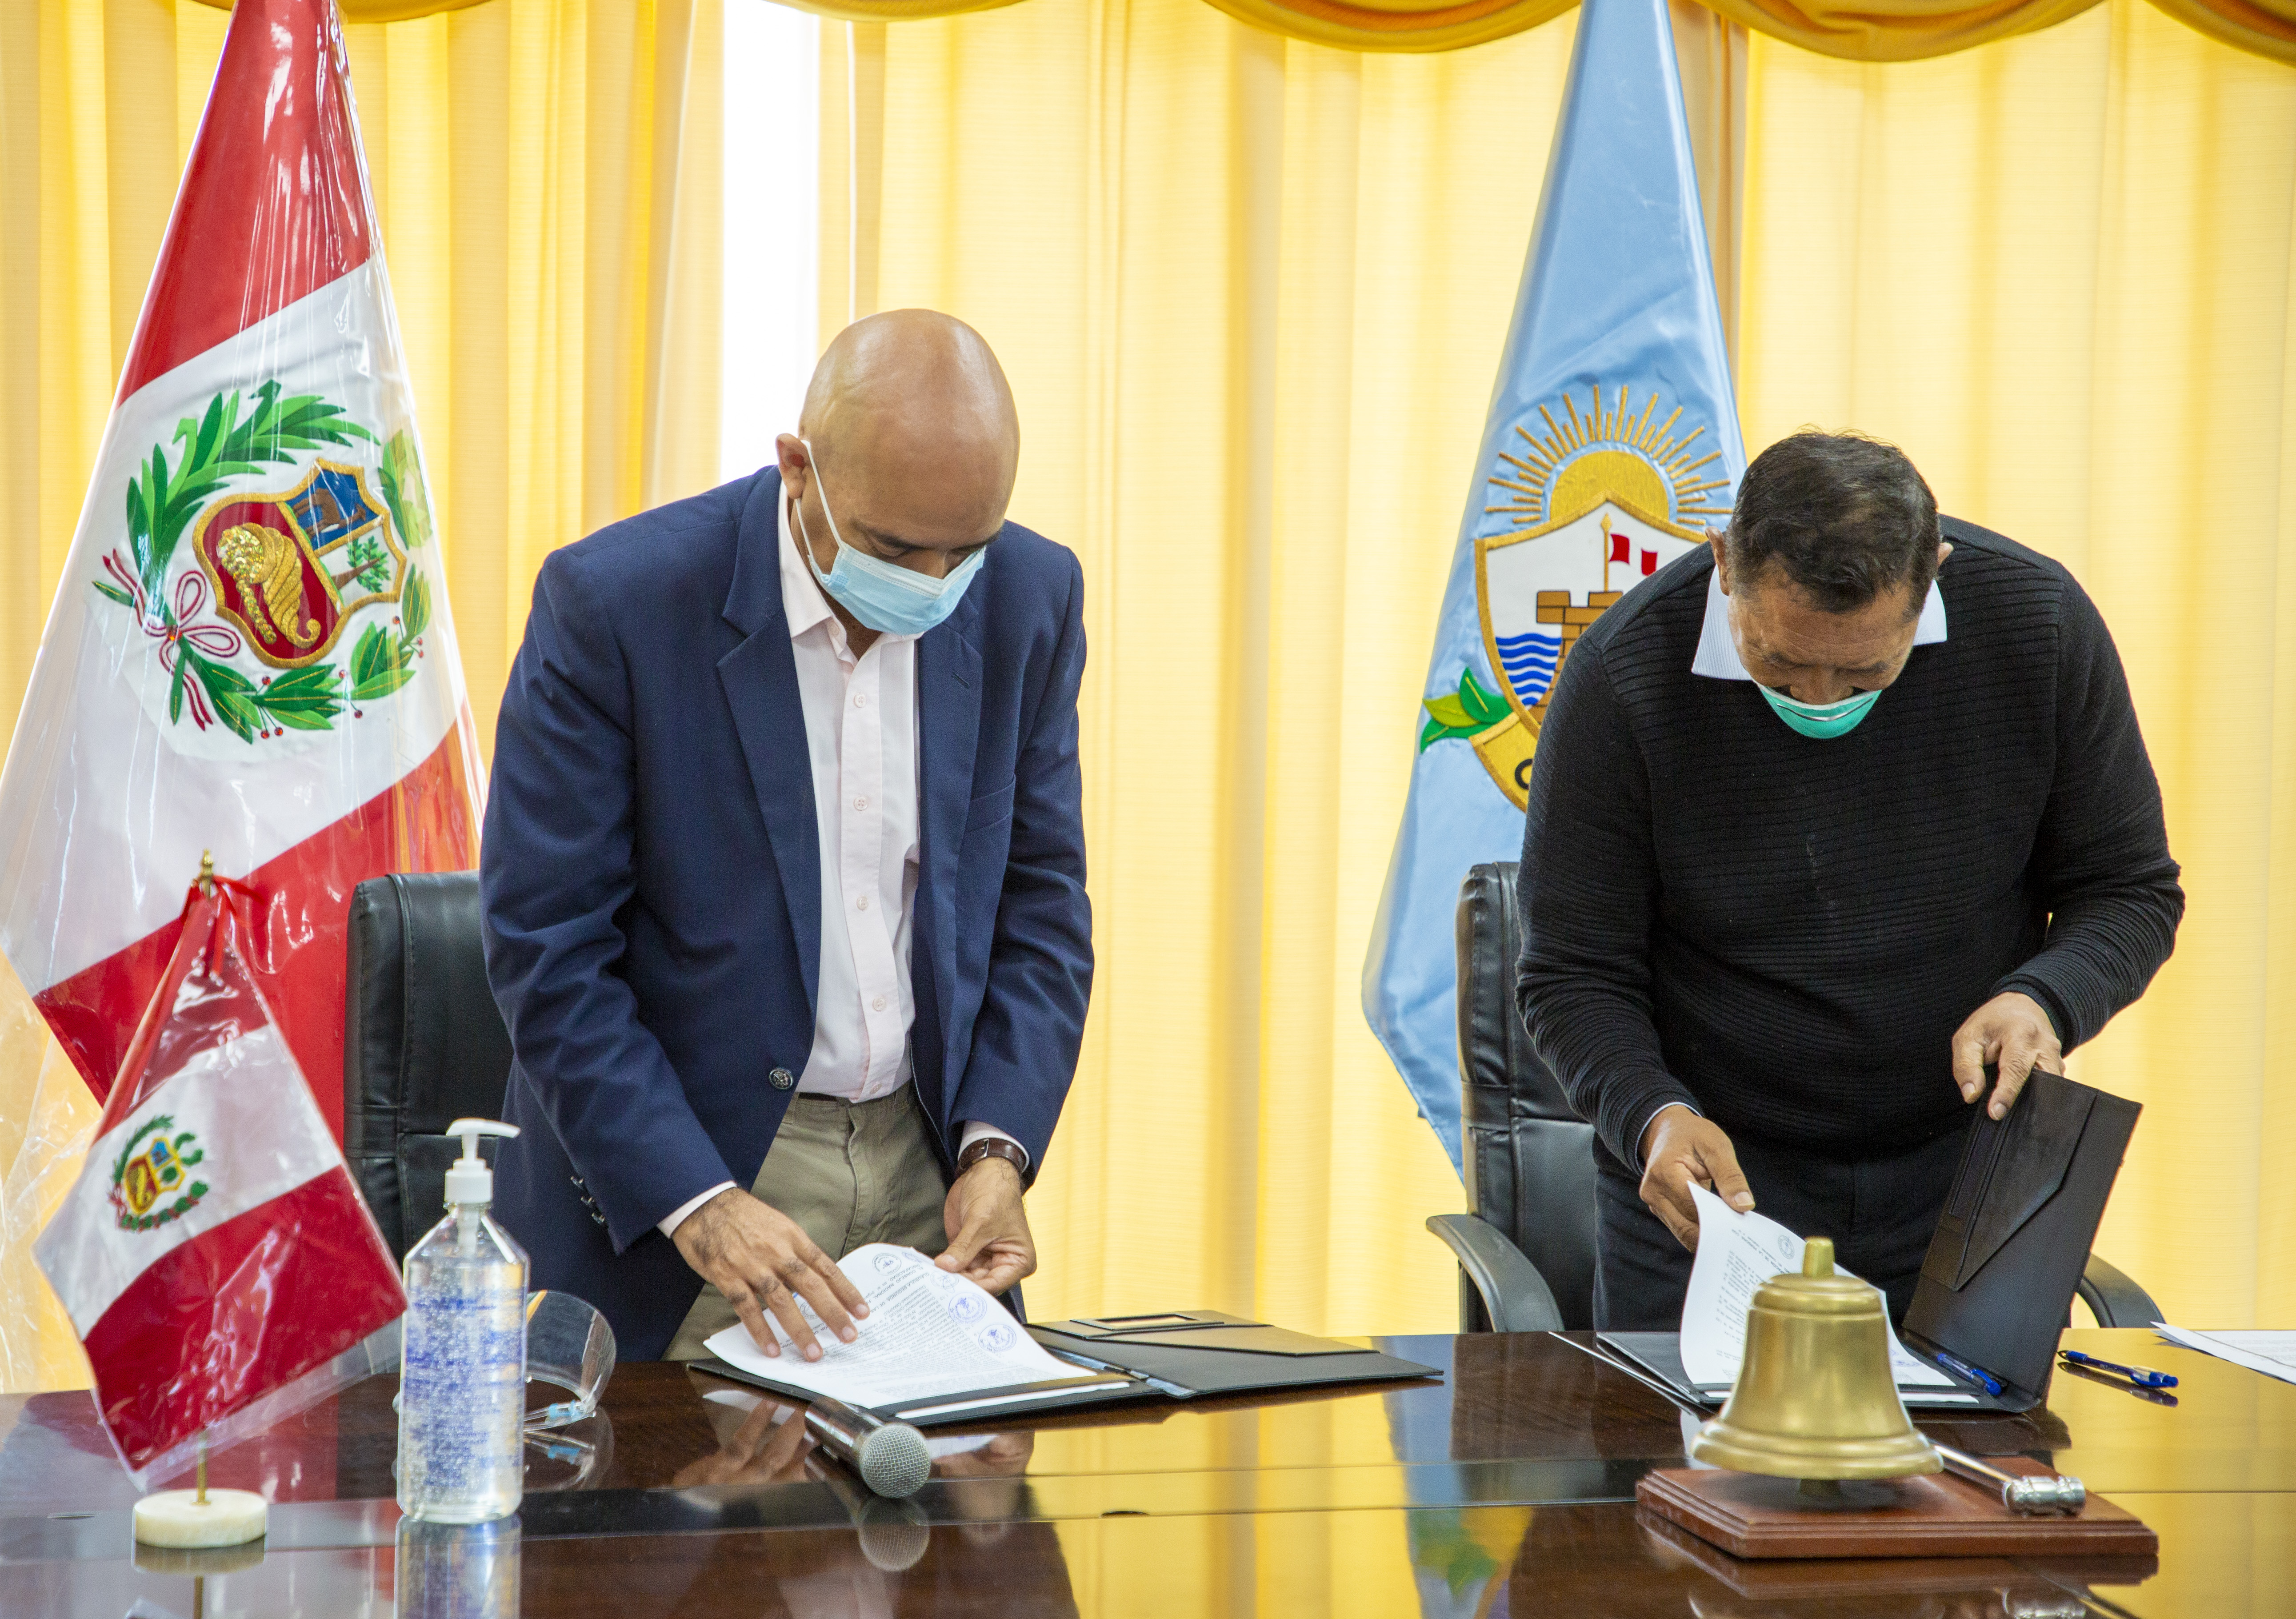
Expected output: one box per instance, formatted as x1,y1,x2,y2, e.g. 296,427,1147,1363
703,1243,1104,1409
1679,1183,1954,1391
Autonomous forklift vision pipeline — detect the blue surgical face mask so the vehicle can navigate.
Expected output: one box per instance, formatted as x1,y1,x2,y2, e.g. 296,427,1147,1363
1758,684,1882,739
791,437,987,637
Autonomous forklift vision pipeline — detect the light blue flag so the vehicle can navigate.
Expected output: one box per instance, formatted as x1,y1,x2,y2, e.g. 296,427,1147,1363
1363,0,1747,1167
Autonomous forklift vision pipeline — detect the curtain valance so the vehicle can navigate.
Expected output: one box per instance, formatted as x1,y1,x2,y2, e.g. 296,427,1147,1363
189,0,2293,64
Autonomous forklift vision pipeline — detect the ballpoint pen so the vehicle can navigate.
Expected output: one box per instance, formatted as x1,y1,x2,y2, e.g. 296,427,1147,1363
2058,1360,2180,1406
1931,1347,2005,1396
2059,1349,2178,1388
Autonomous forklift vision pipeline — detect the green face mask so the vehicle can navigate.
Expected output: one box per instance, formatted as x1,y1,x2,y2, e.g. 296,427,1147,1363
1758,683,1882,739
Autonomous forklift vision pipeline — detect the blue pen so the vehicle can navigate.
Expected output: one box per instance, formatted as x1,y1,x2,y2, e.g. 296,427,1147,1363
2059,1349,2178,1389
1932,1348,2005,1396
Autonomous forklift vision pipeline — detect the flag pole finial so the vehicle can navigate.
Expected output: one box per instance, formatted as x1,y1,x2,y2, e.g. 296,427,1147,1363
198,852,214,897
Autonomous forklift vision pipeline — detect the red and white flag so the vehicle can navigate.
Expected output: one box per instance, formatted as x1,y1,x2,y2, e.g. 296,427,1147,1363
34,877,404,1479
0,0,480,1131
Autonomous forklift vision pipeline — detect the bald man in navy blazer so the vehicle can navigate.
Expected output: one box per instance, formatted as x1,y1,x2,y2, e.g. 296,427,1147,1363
482,312,1091,1362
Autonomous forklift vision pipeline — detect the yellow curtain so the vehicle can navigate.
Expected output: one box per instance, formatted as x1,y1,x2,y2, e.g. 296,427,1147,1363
822,0,1584,1339
0,0,721,1392
5,0,2292,1406
1739,0,2296,1324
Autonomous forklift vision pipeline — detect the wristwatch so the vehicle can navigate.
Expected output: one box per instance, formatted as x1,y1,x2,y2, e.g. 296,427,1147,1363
956,1136,1031,1186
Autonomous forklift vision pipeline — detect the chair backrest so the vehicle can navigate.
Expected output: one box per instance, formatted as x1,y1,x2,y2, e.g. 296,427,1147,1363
344,871,516,1263
1456,860,1598,1330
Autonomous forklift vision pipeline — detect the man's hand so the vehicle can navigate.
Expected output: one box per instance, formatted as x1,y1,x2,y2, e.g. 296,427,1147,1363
670,1187,868,1360
1951,991,2062,1121
936,1158,1035,1295
1639,1105,1755,1251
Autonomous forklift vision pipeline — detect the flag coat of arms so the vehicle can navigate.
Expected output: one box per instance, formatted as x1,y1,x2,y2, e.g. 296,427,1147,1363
0,0,481,1129
1363,0,1748,1163
34,876,404,1479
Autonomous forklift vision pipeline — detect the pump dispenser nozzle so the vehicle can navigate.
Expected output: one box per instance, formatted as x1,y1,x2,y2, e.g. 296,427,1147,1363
444,1118,520,1208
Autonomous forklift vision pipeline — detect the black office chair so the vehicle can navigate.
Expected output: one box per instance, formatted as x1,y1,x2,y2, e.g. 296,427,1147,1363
344,871,516,1263
1425,861,2164,1333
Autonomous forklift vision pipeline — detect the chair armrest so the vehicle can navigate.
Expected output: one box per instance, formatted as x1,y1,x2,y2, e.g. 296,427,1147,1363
2077,1253,2162,1329
1426,1214,1566,1334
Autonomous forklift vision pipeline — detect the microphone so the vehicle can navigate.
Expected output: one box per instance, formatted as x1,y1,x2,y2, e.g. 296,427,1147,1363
805,1395,933,1499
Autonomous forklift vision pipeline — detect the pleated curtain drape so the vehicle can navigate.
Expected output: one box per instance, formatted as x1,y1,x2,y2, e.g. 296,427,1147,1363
3,0,2293,1400
0,0,723,1391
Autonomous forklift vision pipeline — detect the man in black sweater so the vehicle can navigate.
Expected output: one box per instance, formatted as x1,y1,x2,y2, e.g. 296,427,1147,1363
1516,432,2183,1328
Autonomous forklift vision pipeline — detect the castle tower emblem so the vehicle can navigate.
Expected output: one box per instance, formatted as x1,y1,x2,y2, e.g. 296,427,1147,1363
1421,383,1730,808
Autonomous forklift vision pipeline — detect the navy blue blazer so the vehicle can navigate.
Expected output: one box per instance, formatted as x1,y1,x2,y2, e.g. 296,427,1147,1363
480,468,1092,1358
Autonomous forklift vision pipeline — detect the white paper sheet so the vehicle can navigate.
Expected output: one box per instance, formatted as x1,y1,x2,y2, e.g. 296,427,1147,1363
703,1242,1115,1410
2152,1324,2296,1386
1679,1183,1954,1390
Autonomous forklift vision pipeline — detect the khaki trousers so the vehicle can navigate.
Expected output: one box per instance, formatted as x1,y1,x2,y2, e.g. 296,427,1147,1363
664,1087,949,1361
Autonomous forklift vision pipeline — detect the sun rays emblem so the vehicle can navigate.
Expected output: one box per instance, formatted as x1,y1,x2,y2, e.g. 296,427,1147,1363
1420,384,1732,809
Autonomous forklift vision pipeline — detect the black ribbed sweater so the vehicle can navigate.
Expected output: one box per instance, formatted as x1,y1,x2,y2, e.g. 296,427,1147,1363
1514,519,2184,1171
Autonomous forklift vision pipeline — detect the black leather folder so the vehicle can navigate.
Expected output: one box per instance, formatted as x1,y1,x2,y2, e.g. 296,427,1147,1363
1900,1068,2142,1411
1598,1070,2141,1416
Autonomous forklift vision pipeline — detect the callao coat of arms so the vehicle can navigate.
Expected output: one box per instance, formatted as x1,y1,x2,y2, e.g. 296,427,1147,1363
1420,383,1731,808
91,381,436,745
108,1114,208,1232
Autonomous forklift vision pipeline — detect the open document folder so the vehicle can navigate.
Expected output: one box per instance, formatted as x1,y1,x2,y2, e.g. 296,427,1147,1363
695,1244,1438,1425
1603,1185,2039,1410
1599,1185,1969,1404
1601,1070,2142,1415
700,1246,1141,1423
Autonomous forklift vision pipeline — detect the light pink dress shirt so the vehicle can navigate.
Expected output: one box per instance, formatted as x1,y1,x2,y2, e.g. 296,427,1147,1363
657,491,1019,1238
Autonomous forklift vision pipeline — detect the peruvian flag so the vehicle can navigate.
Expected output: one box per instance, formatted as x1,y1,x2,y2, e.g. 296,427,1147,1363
34,876,404,1478
0,0,481,1134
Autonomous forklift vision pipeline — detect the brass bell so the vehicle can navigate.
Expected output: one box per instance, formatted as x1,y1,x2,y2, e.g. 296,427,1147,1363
1689,1237,1942,1480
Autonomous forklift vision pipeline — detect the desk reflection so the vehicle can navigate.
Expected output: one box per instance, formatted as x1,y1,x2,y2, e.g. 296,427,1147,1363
656,1388,1076,1618
398,1517,520,1619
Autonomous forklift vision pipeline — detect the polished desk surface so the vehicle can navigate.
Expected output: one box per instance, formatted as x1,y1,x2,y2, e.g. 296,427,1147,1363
1,1327,2289,1615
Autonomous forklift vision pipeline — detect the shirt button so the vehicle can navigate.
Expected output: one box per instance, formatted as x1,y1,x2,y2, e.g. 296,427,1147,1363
856,894,870,911
854,796,868,810
853,693,867,708
872,996,887,1011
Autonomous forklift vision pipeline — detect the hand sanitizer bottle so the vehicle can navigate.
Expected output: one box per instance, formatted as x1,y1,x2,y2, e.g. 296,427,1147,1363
398,1118,528,1523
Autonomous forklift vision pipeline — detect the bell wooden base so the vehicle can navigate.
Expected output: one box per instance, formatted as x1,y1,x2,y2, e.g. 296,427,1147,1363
1636,1465,2158,1560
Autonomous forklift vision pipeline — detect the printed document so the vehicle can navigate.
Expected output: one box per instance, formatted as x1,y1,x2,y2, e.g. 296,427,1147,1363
1680,1183,1953,1391
704,1243,1118,1410
2152,1324,2296,1387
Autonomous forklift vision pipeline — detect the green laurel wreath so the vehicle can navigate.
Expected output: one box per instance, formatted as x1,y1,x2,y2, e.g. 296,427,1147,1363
1419,666,1512,752
348,567,431,702
88,386,439,744
108,1114,209,1232
117,381,376,606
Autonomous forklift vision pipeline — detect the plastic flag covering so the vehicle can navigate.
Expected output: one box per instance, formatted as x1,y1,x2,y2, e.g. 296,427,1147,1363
0,983,100,1392
35,876,404,1484
1360,0,1746,1163
0,0,483,1169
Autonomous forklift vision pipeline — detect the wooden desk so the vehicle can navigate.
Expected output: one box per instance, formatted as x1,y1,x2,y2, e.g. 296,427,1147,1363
2,1327,2288,1615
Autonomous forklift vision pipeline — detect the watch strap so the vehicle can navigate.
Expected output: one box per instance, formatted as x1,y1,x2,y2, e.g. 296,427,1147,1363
956,1135,1032,1187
